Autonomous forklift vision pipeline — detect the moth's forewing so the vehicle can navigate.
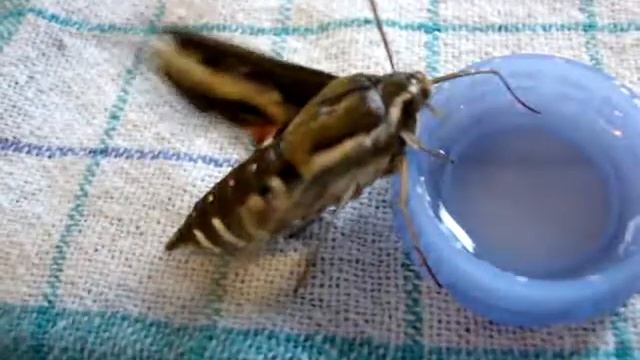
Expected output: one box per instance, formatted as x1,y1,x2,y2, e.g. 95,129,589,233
152,29,337,145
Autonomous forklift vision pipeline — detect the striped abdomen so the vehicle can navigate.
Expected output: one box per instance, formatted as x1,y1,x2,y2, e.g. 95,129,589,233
165,141,303,255
164,71,431,257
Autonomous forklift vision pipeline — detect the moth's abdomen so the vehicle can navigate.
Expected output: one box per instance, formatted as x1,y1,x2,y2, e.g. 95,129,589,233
165,185,248,255
165,142,301,255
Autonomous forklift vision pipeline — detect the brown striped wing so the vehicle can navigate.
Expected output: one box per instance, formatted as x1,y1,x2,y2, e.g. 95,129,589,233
152,29,337,145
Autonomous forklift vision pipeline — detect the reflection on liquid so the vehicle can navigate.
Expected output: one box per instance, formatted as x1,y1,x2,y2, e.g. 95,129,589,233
619,215,640,256
611,129,623,137
437,126,612,279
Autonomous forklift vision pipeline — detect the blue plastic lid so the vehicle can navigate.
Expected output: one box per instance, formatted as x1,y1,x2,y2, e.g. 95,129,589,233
392,53,640,327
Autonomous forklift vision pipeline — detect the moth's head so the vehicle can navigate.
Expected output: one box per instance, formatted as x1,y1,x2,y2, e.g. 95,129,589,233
408,71,433,108
377,71,433,127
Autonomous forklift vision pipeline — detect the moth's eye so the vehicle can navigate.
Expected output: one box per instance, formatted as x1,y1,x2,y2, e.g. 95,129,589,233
257,183,271,196
406,72,420,81
277,162,301,184
420,86,430,100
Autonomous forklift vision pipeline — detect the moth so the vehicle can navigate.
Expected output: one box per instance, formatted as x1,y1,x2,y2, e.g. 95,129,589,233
152,0,539,290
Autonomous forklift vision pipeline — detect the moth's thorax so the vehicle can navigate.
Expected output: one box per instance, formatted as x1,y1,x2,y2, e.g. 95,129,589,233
265,71,433,232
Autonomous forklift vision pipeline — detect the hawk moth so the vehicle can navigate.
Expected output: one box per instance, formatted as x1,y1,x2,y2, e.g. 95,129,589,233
152,1,539,290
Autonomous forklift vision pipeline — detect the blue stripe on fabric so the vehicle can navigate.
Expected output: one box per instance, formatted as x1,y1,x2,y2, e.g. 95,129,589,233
0,6,639,37
0,302,628,359
0,137,238,167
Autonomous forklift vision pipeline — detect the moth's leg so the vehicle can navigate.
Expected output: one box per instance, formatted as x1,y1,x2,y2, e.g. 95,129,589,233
400,131,453,163
227,238,269,273
292,184,359,295
398,157,442,288
290,218,324,295
425,103,444,119
293,242,320,295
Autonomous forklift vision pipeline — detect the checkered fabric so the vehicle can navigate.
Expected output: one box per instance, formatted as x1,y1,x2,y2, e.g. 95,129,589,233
1,0,639,358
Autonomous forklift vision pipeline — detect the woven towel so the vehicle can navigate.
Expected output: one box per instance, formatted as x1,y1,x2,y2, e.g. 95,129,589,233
1,0,639,358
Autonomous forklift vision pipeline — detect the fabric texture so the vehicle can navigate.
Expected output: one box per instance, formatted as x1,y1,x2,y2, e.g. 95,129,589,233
1,0,639,358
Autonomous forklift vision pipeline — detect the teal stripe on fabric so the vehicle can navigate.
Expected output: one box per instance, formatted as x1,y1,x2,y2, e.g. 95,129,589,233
183,17,386,36
0,6,639,37
425,0,440,76
40,32,144,307
271,0,294,58
401,251,426,358
599,22,640,33
0,0,30,53
612,310,636,360
0,7,147,34
0,302,630,359
28,3,167,358
579,0,603,68
42,12,163,307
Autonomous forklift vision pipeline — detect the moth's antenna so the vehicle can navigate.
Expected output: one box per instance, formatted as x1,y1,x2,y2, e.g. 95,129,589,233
432,69,541,114
368,0,396,71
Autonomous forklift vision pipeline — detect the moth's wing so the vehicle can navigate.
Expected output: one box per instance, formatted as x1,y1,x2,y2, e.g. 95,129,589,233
151,29,337,145
279,73,387,176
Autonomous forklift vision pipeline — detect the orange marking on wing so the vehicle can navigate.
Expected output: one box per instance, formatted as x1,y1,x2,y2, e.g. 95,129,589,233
245,124,281,147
